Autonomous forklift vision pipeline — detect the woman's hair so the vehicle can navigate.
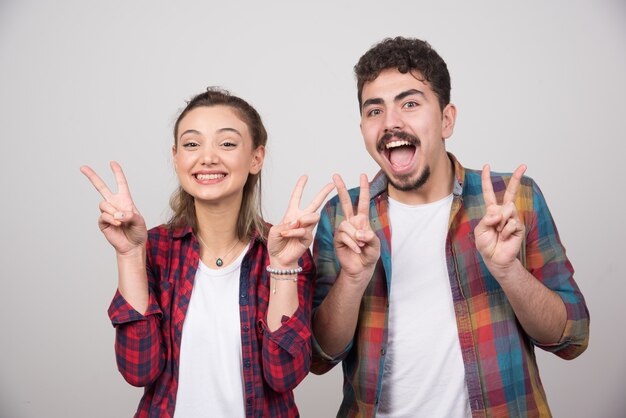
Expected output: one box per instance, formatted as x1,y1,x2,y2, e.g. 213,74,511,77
167,87,269,240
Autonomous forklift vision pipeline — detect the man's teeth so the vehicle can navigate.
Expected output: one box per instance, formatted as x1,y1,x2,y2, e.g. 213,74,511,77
385,140,411,149
196,173,225,180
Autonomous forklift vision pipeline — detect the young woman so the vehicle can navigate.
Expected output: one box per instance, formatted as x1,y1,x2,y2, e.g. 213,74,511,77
81,88,333,418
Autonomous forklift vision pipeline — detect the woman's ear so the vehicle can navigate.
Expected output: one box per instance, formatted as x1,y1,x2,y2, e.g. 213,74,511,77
249,145,265,175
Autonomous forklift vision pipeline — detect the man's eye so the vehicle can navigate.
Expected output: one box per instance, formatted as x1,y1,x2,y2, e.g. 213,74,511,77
403,101,418,109
367,109,382,117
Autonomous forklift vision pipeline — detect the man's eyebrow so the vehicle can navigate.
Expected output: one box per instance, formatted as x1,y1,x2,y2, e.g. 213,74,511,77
362,89,425,110
395,89,424,102
362,97,384,109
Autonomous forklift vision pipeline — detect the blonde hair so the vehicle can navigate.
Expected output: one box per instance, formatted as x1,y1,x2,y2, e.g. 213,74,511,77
167,87,268,240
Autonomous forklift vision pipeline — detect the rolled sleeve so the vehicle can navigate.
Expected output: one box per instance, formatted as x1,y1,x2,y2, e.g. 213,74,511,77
526,181,590,359
260,253,314,392
107,290,165,387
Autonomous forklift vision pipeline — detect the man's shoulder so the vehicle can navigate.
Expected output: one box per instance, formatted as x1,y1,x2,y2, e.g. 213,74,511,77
461,166,538,197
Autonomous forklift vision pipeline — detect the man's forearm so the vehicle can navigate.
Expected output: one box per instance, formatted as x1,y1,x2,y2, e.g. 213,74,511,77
495,260,567,344
313,272,370,357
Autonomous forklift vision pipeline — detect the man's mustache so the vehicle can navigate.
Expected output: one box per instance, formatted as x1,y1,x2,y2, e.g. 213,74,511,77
376,130,420,152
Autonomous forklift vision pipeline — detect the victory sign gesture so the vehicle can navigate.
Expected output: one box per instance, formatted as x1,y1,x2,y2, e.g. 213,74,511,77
333,174,381,282
80,161,147,255
268,176,335,268
474,164,527,279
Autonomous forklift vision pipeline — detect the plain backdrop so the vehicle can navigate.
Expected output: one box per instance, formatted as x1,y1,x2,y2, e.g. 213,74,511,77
1,1,624,417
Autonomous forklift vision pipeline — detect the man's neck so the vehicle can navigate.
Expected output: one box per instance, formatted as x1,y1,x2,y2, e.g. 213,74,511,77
388,156,454,205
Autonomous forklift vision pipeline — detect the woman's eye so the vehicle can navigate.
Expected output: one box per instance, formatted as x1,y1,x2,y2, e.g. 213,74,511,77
182,142,199,148
222,141,237,148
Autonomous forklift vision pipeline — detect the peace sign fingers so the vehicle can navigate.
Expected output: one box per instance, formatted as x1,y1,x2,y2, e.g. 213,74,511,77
110,161,132,199
481,164,497,207
356,174,371,217
503,164,527,205
80,164,114,201
80,161,135,206
481,164,527,207
333,174,355,220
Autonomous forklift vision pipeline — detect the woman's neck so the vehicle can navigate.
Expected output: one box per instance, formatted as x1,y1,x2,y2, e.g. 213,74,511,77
194,197,243,253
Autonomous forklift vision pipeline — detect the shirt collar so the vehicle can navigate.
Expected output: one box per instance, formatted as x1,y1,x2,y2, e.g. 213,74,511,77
170,223,265,243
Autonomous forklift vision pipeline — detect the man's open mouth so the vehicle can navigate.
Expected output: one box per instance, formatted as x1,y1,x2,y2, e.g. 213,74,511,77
378,131,419,169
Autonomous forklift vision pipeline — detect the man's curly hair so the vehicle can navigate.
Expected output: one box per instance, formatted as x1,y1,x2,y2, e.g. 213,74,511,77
354,37,451,112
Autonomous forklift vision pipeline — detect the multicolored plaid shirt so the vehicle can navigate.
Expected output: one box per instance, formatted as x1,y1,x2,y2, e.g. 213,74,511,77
312,154,589,417
108,224,313,418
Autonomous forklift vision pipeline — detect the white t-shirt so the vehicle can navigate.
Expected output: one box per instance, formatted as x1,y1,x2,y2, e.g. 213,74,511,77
173,245,249,418
377,195,471,418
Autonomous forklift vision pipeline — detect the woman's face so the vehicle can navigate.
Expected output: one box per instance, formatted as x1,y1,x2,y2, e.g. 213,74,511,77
173,105,264,207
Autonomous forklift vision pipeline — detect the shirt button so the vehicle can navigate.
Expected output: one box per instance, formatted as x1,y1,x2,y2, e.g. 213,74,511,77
244,360,251,368
380,347,385,356
246,398,252,405
243,325,249,332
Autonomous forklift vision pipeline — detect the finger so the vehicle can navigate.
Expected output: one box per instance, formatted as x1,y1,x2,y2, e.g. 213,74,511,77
480,205,502,227
287,175,308,212
333,174,355,219
98,212,122,229
110,161,132,197
336,218,359,239
80,165,113,201
497,202,518,232
335,231,362,254
303,182,335,213
355,228,377,245
503,164,527,205
500,217,523,240
295,212,321,228
280,228,308,238
356,174,370,217
99,200,121,217
481,164,497,207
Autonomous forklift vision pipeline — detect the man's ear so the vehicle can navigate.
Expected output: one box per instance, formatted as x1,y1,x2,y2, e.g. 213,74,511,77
442,103,457,139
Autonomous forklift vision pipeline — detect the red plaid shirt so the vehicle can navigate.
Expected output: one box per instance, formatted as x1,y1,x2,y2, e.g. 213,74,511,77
108,225,313,418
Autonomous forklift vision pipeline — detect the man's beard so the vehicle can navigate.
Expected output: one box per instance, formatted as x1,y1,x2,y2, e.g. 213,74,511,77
377,130,430,192
387,166,431,192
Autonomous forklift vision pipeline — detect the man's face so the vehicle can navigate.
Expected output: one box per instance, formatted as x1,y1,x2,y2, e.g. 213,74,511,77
360,68,456,202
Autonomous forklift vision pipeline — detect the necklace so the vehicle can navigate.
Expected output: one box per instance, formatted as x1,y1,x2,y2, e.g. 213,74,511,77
197,234,241,267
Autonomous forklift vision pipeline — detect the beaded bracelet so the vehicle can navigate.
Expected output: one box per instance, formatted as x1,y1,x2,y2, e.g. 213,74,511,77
267,266,301,294
266,265,302,275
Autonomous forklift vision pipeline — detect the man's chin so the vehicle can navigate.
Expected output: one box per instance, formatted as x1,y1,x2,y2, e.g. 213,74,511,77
385,167,431,192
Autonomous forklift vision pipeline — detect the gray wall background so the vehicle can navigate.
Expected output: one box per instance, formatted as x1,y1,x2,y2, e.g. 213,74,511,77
1,1,624,417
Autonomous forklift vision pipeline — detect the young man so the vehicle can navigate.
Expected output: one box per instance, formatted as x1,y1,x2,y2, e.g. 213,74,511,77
311,37,589,417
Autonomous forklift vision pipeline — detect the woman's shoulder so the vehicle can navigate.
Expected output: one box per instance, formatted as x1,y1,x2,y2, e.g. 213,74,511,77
147,224,193,244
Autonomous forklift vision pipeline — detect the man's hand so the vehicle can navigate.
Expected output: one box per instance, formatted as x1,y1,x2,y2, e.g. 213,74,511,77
332,173,380,285
474,164,527,280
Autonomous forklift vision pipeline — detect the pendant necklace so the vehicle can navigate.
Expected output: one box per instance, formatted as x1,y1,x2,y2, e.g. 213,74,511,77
197,234,241,267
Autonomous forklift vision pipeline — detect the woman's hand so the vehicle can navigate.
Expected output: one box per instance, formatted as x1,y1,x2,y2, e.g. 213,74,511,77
80,161,147,255
267,176,334,268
